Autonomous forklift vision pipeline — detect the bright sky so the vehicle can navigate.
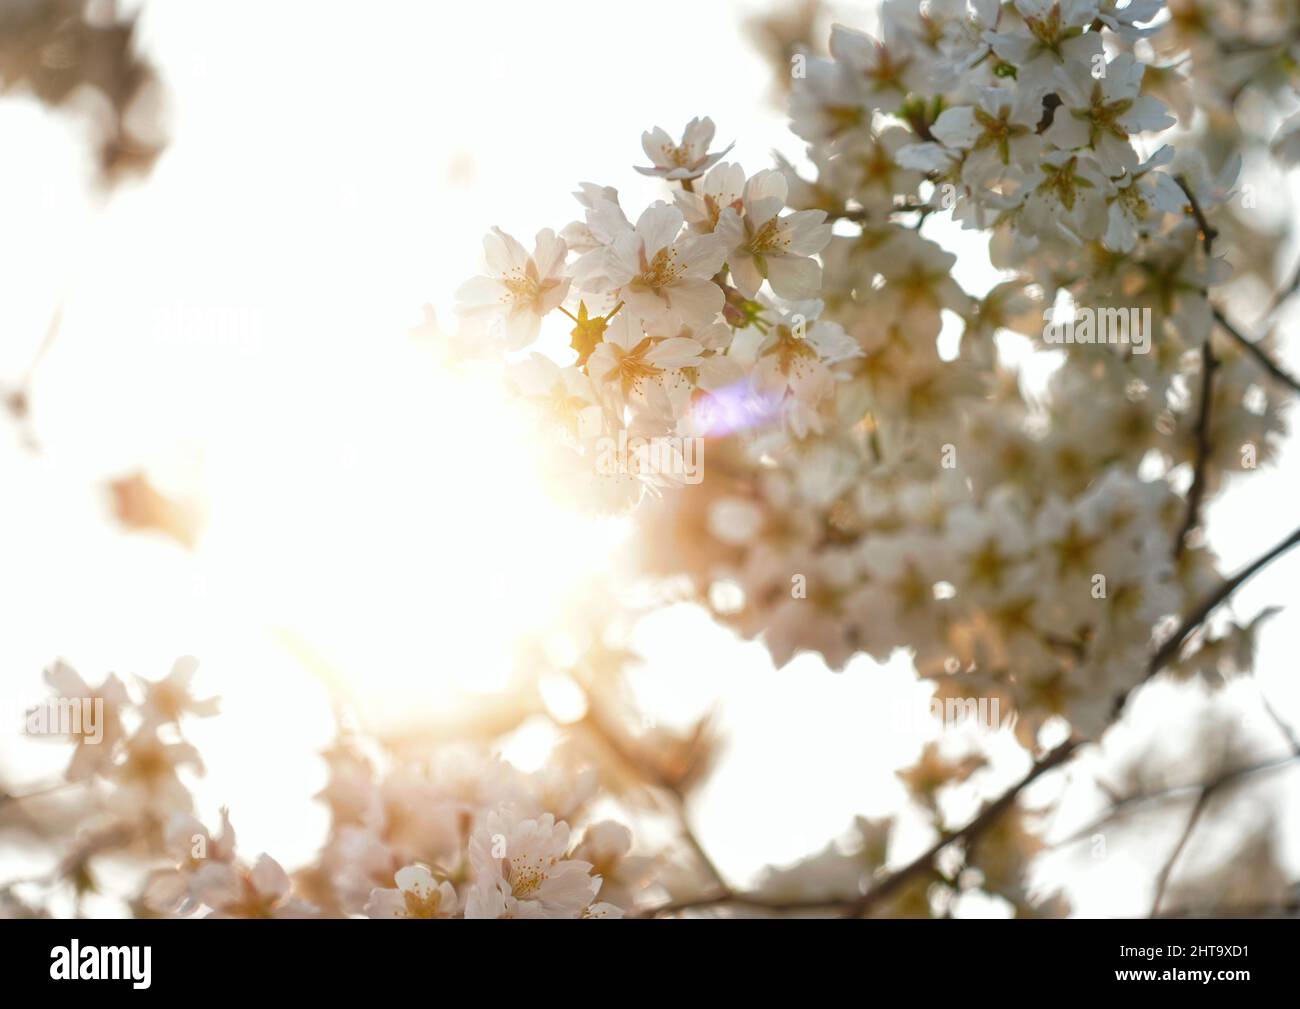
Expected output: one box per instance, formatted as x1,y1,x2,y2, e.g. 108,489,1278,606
1,0,1298,916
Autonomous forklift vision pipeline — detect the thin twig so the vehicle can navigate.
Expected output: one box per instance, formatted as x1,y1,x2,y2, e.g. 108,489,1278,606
1263,254,1300,319
0,781,82,807
640,890,858,917
580,698,730,899
1149,788,1211,916
1174,174,1218,255
1048,751,1300,852
1167,176,1220,557
1147,523,1300,683
1154,897,1300,918
1111,521,1300,719
642,738,1084,918
847,737,1082,918
1212,305,1300,396
1258,692,1300,757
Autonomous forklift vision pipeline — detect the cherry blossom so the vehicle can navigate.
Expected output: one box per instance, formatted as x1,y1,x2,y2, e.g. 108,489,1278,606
635,116,733,181
456,227,571,350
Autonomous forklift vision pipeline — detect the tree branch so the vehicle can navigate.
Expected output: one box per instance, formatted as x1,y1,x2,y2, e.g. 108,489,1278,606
1148,788,1211,916
1147,522,1300,683
1175,340,1219,557
1211,305,1300,396
846,737,1082,917
1108,522,1300,721
1047,751,1300,853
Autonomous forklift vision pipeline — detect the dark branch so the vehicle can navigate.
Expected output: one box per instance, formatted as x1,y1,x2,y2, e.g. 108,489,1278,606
1174,340,1219,557
1212,305,1300,396
1048,751,1300,852
847,737,1082,917
1112,522,1300,721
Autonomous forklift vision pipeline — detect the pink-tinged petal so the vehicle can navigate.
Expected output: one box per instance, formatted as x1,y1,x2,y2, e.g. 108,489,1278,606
987,30,1035,65
249,853,290,900
532,228,567,278
662,278,724,323
483,227,530,276
712,208,746,249
191,863,242,908
744,169,788,213
501,308,543,351
464,878,511,919
455,275,507,310
169,655,200,686
766,256,823,300
100,674,130,707
537,276,572,314
807,321,862,363
931,106,980,149
647,337,705,368
65,743,104,782
828,23,873,66
681,116,715,156
44,660,89,697
780,210,832,256
362,888,404,918
143,870,190,913
1104,205,1138,253
640,127,674,167
635,203,685,256
696,355,745,391
676,233,728,277
620,287,670,327
586,345,621,385
190,697,221,718
1122,95,1175,133
728,251,764,298
395,864,436,898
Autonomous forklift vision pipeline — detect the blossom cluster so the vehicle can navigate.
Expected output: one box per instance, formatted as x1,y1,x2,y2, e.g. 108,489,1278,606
17,660,649,919
624,0,1295,739
455,116,866,504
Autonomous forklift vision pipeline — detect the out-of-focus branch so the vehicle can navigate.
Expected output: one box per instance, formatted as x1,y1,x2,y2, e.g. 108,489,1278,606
1110,522,1300,719
1264,255,1300,319
580,696,730,898
1150,524,1300,677
1174,175,1218,255
1049,752,1300,853
1154,896,1300,918
848,737,1081,917
1212,305,1300,396
0,780,83,808
1175,340,1219,557
1148,788,1211,916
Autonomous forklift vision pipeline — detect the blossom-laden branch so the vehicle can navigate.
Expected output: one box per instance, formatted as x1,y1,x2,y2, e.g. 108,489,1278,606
847,737,1082,919
1140,522,1300,697
642,737,1081,918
